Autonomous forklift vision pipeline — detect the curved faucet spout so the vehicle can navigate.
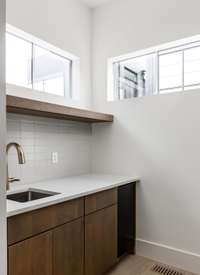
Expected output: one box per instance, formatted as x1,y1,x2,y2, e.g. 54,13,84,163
6,142,26,190
6,143,26,164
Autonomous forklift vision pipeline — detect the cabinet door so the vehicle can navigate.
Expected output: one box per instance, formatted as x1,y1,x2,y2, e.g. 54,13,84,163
53,218,84,275
85,205,117,275
8,231,52,275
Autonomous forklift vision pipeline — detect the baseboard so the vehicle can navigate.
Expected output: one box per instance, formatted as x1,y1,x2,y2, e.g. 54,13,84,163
136,239,200,274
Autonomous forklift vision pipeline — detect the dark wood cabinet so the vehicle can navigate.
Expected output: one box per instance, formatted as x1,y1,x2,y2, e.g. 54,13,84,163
8,219,84,275
85,205,118,275
8,231,52,275
7,185,136,275
53,218,84,275
8,198,84,275
85,188,117,215
8,198,84,245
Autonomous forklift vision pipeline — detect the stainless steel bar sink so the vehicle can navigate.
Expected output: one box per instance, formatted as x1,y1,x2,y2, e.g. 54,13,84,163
7,189,60,203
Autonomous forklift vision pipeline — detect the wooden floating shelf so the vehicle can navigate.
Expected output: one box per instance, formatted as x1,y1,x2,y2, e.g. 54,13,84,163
6,95,114,123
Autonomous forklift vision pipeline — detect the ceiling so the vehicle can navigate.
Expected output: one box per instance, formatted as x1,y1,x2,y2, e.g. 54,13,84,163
80,0,113,8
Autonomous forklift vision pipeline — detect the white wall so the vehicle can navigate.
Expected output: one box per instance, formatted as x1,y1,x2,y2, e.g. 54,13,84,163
91,0,200,272
6,0,92,109
0,0,7,273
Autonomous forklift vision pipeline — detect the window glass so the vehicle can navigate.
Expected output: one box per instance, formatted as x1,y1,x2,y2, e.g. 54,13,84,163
33,45,71,97
6,33,32,88
159,51,183,91
184,46,200,87
114,54,156,100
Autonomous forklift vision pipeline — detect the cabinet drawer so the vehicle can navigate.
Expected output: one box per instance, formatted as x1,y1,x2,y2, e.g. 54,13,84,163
8,198,84,245
85,188,117,215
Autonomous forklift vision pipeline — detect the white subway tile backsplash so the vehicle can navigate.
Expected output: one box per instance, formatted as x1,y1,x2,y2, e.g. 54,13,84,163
6,113,92,186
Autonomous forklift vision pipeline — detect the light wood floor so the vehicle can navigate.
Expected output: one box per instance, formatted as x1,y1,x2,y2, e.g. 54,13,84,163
107,255,196,275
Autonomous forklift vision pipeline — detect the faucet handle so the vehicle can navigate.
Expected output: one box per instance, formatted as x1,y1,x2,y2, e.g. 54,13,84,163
8,177,20,183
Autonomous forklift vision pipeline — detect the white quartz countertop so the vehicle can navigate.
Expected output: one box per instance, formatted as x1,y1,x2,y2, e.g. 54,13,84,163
7,174,139,217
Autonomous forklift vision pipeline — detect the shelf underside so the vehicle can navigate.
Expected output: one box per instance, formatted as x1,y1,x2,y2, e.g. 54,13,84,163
6,95,114,123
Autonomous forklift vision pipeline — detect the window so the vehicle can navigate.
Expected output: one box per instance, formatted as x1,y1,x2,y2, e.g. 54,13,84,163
6,25,79,99
109,35,200,101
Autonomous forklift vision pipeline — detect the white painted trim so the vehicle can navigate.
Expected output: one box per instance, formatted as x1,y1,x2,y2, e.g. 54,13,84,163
6,24,81,103
136,238,200,274
107,58,115,101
